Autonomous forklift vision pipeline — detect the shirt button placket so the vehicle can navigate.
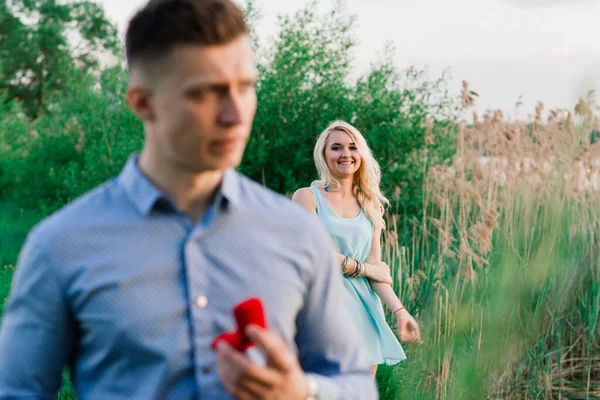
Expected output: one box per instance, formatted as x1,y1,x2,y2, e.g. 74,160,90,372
184,229,219,393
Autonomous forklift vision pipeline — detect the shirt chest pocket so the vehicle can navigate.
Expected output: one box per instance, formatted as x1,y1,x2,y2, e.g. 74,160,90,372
71,253,190,351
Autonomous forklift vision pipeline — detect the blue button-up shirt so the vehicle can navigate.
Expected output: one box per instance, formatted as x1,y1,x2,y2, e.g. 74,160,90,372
0,156,377,399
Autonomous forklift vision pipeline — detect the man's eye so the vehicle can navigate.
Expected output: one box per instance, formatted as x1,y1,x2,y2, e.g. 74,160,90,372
186,89,209,99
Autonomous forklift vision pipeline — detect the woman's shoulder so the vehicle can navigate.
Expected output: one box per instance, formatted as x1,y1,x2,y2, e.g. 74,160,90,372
291,187,317,212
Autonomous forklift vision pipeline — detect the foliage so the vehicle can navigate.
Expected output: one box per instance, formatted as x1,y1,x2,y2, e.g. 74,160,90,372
0,0,120,118
0,1,457,222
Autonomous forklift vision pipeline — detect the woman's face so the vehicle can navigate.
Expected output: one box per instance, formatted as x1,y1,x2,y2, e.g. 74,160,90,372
324,130,362,179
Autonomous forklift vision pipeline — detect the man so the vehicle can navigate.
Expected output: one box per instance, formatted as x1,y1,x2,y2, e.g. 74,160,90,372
0,0,378,399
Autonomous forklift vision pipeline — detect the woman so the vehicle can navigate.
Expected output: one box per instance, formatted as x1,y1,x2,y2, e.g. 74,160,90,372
292,120,421,376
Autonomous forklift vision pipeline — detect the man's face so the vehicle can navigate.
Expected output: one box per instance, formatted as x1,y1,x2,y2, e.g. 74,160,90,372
133,35,258,172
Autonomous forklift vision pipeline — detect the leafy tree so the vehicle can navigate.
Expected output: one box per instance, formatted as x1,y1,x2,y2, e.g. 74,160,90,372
241,2,356,192
1,0,459,225
240,2,459,221
0,0,119,118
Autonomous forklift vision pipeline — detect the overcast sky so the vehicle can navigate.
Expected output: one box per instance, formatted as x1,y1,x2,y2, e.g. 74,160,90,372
97,0,600,119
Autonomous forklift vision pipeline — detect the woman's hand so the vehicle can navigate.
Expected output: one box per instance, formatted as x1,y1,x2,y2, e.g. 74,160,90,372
395,309,422,344
365,261,393,284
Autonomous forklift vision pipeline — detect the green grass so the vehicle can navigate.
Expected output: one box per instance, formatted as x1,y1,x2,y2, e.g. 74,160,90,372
376,190,600,399
2,199,598,399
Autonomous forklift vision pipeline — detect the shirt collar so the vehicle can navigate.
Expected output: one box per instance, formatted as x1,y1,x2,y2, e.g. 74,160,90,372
118,154,241,216
220,167,242,210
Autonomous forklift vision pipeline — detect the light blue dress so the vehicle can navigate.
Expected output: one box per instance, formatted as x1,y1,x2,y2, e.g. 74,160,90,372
309,186,406,366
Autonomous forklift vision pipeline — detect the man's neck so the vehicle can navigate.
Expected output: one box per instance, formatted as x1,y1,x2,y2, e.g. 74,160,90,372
138,151,225,222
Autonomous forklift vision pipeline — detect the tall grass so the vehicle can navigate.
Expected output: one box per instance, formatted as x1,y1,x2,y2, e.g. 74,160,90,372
377,89,600,399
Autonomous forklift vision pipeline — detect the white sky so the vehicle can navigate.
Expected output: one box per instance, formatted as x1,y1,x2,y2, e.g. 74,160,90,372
97,0,600,119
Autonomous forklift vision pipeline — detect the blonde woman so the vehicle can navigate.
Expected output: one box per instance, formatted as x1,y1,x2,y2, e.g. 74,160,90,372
293,120,421,376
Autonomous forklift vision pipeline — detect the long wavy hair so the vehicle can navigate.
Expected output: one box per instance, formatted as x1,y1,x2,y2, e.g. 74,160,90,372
311,120,389,229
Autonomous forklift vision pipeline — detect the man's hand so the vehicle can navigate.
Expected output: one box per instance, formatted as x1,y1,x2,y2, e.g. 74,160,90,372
215,325,310,400
395,309,422,344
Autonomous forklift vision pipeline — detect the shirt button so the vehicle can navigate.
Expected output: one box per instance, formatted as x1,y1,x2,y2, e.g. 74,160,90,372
196,295,208,308
202,365,213,374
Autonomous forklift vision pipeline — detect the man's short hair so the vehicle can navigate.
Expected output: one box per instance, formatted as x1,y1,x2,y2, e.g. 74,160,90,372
125,0,248,72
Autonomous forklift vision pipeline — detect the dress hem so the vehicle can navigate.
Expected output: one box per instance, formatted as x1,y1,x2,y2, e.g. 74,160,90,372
373,356,407,366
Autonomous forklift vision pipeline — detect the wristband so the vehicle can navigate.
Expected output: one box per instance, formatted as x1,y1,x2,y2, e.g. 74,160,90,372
393,306,405,315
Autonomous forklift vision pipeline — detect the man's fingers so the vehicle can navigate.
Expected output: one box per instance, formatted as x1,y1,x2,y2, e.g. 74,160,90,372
232,388,257,400
216,342,251,369
238,378,274,398
242,364,283,388
216,342,283,388
246,325,295,371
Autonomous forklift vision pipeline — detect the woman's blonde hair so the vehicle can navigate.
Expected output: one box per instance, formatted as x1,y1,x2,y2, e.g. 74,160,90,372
312,120,389,229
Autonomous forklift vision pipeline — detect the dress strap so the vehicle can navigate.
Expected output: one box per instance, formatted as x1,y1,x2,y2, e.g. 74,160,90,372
308,186,326,214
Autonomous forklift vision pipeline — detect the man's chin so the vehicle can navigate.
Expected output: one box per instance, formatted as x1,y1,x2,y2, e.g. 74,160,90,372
199,154,242,171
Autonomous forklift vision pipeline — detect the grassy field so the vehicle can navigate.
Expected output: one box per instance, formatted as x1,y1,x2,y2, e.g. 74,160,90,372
3,183,599,399
376,100,600,399
1,102,599,399
377,191,600,399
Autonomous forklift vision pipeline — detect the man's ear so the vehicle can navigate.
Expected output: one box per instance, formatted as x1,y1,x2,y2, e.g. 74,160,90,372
126,84,155,122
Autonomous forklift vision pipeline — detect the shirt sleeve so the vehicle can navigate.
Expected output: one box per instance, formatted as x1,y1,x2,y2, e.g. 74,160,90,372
0,230,75,399
294,222,378,400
